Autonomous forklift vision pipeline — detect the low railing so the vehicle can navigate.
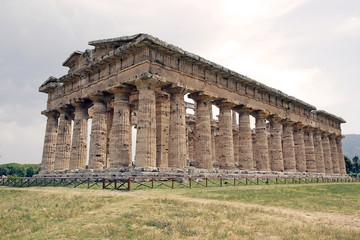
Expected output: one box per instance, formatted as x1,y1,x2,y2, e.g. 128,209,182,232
0,177,359,191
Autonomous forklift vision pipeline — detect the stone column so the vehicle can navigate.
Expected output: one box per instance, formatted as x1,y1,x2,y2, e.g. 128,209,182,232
54,106,73,170
88,93,108,169
293,123,306,172
106,108,114,168
235,107,253,170
281,120,296,172
329,134,340,174
253,111,270,171
167,86,187,169
187,122,195,165
189,93,213,169
156,92,170,168
109,88,132,168
41,110,59,171
303,127,317,173
313,129,325,173
268,115,284,172
322,132,333,174
215,101,235,169
336,135,346,175
233,127,239,167
134,78,163,168
69,99,90,170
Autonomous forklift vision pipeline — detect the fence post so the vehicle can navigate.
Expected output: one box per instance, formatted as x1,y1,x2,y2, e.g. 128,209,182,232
257,178,259,185
127,177,131,191
171,178,174,189
189,178,192,188
220,178,223,187
246,177,248,185
102,178,106,189
151,178,154,189
206,178,208,187
276,178,278,184
234,178,236,186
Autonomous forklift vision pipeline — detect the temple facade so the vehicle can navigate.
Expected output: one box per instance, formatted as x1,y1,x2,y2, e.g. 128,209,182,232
38,34,346,178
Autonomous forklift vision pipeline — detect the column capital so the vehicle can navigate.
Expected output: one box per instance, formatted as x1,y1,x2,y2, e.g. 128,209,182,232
131,74,168,90
336,135,345,140
233,106,252,114
57,105,74,114
41,110,59,118
188,91,214,102
329,133,337,139
214,99,235,109
89,91,112,103
268,114,282,122
293,122,305,129
303,126,314,132
313,127,323,134
162,83,188,95
70,98,91,108
251,110,269,119
322,131,330,137
280,118,295,126
108,86,135,95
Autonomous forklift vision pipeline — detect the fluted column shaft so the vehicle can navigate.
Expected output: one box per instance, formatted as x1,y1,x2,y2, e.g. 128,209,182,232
281,121,296,172
168,87,187,168
329,135,340,174
156,93,170,167
190,93,213,169
304,127,316,172
41,110,59,171
237,108,253,170
293,124,306,172
88,96,108,169
336,136,346,175
269,117,283,172
313,130,325,173
54,107,72,170
69,100,89,170
134,79,159,168
254,111,270,171
217,102,235,169
322,133,333,174
109,89,132,168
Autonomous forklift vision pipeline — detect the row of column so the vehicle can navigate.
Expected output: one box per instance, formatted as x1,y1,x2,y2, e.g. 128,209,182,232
41,79,189,172
41,82,346,175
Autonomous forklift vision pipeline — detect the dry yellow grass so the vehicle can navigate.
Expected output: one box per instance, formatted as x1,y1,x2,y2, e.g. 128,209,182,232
0,183,359,239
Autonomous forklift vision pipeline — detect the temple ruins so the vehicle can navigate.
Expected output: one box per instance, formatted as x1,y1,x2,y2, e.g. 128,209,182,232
38,34,347,178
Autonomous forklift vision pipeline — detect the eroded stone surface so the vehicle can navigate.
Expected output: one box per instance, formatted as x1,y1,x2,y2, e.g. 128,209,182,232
38,34,347,177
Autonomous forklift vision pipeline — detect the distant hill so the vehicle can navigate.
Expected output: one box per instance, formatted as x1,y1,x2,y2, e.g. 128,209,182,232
343,134,360,159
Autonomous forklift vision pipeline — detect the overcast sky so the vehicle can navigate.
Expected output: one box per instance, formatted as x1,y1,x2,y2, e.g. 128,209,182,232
0,0,359,164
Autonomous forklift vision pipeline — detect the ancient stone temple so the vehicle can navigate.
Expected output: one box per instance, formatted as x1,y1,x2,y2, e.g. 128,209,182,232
38,34,346,178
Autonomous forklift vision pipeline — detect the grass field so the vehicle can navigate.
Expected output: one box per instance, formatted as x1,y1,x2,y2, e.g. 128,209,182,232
0,183,359,240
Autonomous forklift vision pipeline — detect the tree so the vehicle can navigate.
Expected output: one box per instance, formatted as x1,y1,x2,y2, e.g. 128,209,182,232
25,167,35,177
353,156,360,174
345,156,353,174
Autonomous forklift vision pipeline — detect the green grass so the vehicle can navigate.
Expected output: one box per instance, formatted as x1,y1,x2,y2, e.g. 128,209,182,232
0,183,359,239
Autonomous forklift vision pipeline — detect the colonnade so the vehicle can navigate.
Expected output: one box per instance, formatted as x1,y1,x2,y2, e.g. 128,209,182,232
41,79,346,175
